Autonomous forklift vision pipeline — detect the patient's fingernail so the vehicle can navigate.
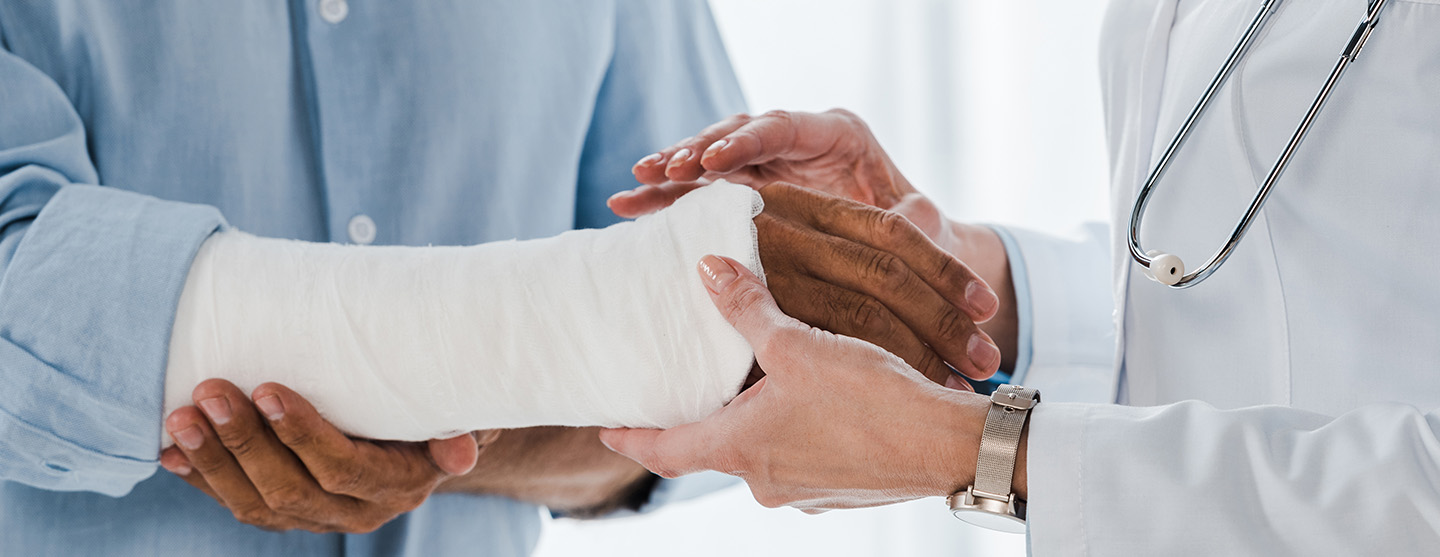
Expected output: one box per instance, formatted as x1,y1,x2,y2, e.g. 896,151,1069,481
944,375,966,390
198,397,231,426
255,395,285,421
172,426,204,450
162,461,192,477
607,190,634,203
698,255,738,293
703,139,729,160
636,153,663,167
967,334,1001,371
966,281,998,315
668,148,692,170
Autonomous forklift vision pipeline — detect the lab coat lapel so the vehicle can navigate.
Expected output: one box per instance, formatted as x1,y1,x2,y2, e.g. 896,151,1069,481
1098,0,1179,403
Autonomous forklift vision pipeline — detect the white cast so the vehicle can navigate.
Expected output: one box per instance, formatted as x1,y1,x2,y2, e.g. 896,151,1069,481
1010,0,1440,554
164,182,764,441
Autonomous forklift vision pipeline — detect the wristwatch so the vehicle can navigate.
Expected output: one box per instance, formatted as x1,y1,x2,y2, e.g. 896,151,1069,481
948,384,1039,534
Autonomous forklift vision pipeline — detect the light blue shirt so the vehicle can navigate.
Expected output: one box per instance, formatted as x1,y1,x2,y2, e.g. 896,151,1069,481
0,1,744,554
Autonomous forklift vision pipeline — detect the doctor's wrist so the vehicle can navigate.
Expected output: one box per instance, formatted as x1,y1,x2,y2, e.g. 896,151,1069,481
931,390,1029,501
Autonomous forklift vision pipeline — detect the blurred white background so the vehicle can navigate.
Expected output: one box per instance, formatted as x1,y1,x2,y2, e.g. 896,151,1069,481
536,0,1110,555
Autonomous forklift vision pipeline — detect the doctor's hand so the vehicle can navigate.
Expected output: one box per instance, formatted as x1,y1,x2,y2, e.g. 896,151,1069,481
600,256,1021,512
618,110,1020,371
159,379,487,533
750,182,1001,384
618,109,915,215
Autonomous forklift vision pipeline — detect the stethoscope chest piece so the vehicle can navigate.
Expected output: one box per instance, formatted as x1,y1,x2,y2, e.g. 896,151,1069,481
1143,251,1185,286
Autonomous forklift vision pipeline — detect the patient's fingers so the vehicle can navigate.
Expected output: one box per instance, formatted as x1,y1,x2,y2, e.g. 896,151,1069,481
164,405,329,532
428,433,481,477
254,383,447,501
160,446,221,501
165,406,265,512
192,379,362,524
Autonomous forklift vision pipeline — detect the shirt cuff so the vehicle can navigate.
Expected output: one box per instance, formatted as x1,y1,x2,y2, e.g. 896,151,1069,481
988,224,1116,403
987,225,1034,383
0,185,223,496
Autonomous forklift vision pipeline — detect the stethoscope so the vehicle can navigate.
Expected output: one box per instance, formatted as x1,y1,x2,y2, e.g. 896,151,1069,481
1130,0,1390,287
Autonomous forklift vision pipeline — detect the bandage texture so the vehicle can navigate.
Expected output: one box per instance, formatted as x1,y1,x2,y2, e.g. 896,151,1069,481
164,182,763,441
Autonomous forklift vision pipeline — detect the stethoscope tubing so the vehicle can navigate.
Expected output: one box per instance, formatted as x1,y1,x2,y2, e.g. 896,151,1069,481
1128,0,1390,288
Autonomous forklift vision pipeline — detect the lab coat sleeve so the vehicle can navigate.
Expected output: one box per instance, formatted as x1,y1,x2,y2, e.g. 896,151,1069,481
0,47,224,496
1026,401,1440,555
572,0,748,230
991,223,1116,403
568,0,747,512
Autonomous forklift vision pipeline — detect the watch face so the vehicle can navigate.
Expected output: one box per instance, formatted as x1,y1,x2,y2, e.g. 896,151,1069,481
953,509,1027,534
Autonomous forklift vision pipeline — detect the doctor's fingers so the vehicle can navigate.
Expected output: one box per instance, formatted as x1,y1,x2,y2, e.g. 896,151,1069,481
607,181,707,219
634,110,851,184
756,210,1000,380
633,113,755,184
766,271,960,389
697,109,867,177
251,382,455,504
696,255,813,361
163,406,340,533
599,420,734,480
762,183,999,323
602,372,774,478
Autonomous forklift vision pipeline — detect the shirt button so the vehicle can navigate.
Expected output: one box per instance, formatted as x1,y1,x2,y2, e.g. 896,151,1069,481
319,0,348,23
347,214,376,245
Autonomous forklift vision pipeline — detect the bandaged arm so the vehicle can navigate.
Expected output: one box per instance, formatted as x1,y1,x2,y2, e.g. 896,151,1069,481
163,183,764,441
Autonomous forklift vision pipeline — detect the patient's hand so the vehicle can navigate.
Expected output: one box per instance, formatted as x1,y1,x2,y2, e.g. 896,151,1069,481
747,182,1000,385
160,379,485,533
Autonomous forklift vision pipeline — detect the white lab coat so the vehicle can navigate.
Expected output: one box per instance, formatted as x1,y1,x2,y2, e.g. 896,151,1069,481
1009,0,1440,554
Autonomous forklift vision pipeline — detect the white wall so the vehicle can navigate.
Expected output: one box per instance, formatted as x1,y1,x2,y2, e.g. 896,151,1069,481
535,0,1111,554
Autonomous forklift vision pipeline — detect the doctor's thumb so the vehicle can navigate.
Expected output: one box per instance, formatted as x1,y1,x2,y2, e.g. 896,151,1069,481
697,255,797,352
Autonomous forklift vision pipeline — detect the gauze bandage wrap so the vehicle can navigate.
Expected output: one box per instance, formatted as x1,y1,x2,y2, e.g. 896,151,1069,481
164,182,763,441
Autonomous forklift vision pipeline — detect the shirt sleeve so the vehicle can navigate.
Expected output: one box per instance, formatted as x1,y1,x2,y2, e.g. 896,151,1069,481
990,223,1116,402
0,47,224,496
572,0,748,231
1026,401,1440,555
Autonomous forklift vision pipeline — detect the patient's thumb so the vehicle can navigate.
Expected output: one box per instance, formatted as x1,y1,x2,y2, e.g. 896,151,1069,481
697,255,795,351
428,432,480,476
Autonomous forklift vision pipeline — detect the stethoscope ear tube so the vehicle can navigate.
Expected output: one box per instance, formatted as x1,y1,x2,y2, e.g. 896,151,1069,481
1128,0,1390,289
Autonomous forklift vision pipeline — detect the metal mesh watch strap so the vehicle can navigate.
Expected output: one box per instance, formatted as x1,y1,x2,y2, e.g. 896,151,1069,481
972,384,1038,500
